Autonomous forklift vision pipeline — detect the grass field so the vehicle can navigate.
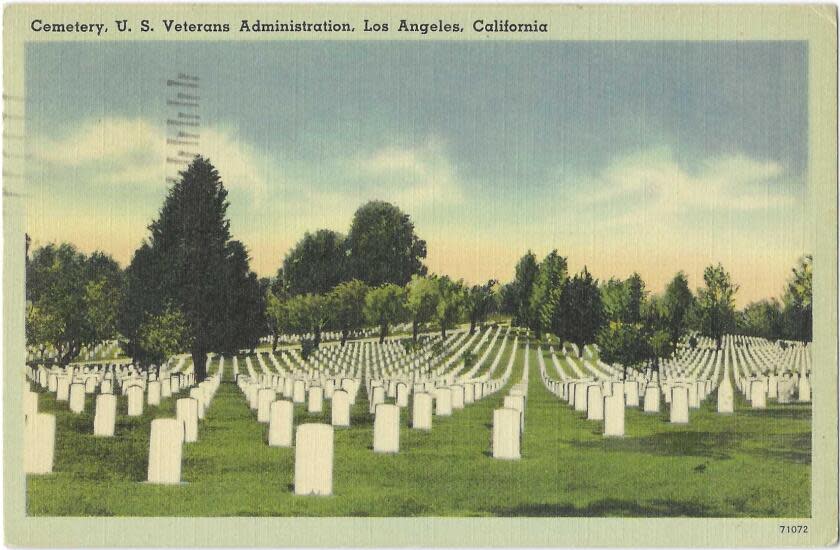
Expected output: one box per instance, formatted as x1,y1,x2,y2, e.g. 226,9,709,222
27,337,811,517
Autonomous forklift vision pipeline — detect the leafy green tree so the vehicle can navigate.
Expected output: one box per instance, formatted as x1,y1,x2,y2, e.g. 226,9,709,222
554,267,605,351
600,278,629,323
596,321,647,379
529,251,567,339
287,294,332,348
436,276,466,338
690,263,739,350
122,156,261,380
329,280,369,345
282,229,348,296
364,284,408,343
346,201,427,287
464,279,498,334
661,271,694,347
782,254,812,341
740,299,784,340
136,306,191,368
405,275,441,342
26,243,122,366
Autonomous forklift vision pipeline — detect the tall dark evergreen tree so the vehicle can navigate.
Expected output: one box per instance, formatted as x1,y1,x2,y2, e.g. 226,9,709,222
346,201,427,287
511,251,539,328
124,156,260,380
555,267,605,351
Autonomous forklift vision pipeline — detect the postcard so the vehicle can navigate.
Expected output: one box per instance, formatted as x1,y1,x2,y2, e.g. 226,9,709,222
3,3,838,547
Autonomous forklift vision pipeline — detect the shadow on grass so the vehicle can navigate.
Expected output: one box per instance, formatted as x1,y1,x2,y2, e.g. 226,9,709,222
738,407,812,421
570,431,737,460
491,498,716,517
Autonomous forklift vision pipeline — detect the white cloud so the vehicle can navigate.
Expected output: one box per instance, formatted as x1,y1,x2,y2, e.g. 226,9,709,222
31,117,271,194
578,146,794,216
354,138,465,208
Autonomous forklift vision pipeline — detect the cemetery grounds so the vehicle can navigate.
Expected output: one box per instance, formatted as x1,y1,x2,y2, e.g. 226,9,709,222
25,329,811,517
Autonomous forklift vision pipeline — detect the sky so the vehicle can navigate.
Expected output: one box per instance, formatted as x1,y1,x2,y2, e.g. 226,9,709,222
23,41,810,305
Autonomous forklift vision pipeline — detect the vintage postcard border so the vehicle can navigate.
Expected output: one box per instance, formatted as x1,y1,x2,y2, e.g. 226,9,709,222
3,3,837,546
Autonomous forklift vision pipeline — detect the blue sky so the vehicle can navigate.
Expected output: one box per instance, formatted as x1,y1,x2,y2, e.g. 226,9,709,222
25,41,810,304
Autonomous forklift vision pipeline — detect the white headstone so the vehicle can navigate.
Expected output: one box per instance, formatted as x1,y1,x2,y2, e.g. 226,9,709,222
670,386,690,424
147,418,183,484
492,408,521,459
56,376,70,401
603,393,625,437
331,390,351,427
586,385,604,420
257,388,276,423
373,403,400,453
176,398,199,443
412,392,433,430
294,424,333,496
396,383,409,408
751,380,767,409
293,380,306,404
643,385,661,413
69,383,86,414
624,381,640,407
268,400,294,447
93,394,117,437
434,388,453,416
717,374,734,413
127,385,144,417
24,413,55,474
147,380,161,406
308,386,324,413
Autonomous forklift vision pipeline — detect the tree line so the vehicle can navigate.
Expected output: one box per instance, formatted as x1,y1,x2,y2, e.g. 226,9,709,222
498,250,813,377
25,156,813,381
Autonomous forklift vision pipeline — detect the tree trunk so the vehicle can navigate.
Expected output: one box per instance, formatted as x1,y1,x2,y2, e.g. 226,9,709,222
379,323,387,343
341,329,348,346
441,325,447,339
412,320,419,343
192,349,207,382
314,327,322,349
469,318,476,334
271,332,278,353
715,335,722,351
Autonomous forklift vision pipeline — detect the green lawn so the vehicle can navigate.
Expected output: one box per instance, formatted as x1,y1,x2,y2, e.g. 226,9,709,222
27,339,810,517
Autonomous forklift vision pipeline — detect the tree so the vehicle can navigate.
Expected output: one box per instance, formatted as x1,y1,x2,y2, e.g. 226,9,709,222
554,267,605,351
691,263,738,350
596,321,647,379
405,275,441,342
740,299,784,340
218,241,265,354
464,279,498,334
124,156,261,380
287,294,332,348
782,255,812,342
265,288,292,352
364,284,407,343
529,251,567,339
136,306,191,369
26,243,122,366
624,272,647,324
329,280,369,345
510,251,539,328
662,271,694,347
346,201,427,287
282,229,348,296
600,278,629,323
436,276,466,338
